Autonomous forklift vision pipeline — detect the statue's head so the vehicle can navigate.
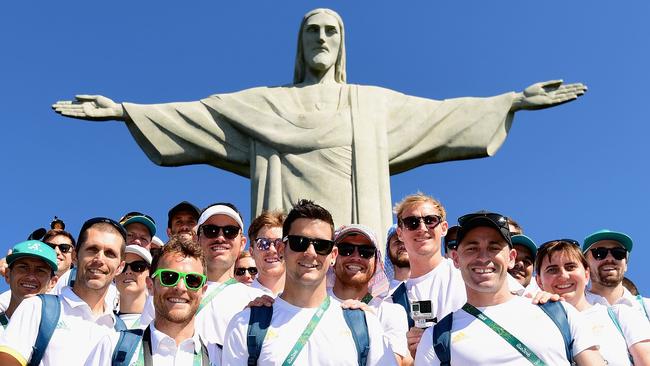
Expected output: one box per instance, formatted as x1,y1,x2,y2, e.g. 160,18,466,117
293,8,346,84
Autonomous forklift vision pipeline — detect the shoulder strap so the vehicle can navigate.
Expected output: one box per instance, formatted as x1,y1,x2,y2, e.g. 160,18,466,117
199,339,210,366
391,282,414,328
67,267,77,288
0,312,9,328
111,328,144,366
30,294,61,366
342,309,369,366
246,305,273,366
113,314,128,331
539,301,573,363
606,307,635,365
636,295,650,320
432,312,453,366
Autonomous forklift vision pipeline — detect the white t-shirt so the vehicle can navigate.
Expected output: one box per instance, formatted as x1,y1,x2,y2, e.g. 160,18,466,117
583,303,650,366
195,280,258,346
84,323,221,366
329,291,409,358
222,296,398,365
0,287,118,365
415,297,598,366
586,288,650,321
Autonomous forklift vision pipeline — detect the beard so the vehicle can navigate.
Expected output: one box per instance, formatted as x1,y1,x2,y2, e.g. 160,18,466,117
388,251,410,269
593,266,625,287
154,295,199,324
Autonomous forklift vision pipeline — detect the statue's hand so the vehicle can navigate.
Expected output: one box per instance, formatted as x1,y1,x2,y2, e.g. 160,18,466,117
52,95,125,121
512,80,587,111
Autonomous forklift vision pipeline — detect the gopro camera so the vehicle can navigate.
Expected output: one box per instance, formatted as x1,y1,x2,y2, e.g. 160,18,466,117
411,300,436,328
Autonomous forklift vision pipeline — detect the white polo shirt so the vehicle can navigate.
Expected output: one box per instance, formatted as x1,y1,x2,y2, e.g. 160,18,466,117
586,288,650,321
0,290,10,312
194,280,258,347
84,323,221,366
249,278,277,297
222,296,397,365
415,296,598,365
0,286,118,365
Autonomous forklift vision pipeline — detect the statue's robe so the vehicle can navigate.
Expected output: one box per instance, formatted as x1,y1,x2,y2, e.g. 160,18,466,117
123,84,514,245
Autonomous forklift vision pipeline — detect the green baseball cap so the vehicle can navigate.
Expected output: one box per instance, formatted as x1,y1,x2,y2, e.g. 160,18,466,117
7,240,58,272
511,234,537,258
582,229,633,253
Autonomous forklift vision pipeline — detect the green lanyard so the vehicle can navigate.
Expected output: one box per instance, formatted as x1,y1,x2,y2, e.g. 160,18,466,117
282,296,331,366
636,295,650,321
0,312,8,329
361,293,373,304
197,278,237,313
462,303,547,366
134,327,207,366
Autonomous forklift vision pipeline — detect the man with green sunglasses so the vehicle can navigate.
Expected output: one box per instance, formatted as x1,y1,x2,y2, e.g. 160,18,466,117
85,235,220,365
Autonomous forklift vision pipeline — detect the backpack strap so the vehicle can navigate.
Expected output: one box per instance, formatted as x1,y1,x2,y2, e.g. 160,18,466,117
432,312,453,366
538,301,573,363
342,309,369,366
111,328,144,366
67,267,77,288
246,305,273,366
391,282,414,328
30,294,61,366
113,314,128,331
0,312,9,328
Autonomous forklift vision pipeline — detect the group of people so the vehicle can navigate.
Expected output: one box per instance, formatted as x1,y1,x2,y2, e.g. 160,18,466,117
0,194,648,365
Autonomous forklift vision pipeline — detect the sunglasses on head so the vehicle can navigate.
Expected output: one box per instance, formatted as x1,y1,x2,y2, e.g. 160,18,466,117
79,217,127,243
44,242,73,254
234,267,258,276
458,212,509,230
399,215,442,231
152,268,207,291
119,211,156,225
590,247,627,261
122,260,149,273
255,237,283,251
199,224,240,240
539,239,580,249
336,243,376,259
283,235,335,256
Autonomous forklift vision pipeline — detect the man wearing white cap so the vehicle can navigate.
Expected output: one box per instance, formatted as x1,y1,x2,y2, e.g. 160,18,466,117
115,245,152,329
194,202,257,348
583,229,650,320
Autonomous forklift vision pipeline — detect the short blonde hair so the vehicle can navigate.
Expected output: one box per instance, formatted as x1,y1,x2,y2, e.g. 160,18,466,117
393,192,446,221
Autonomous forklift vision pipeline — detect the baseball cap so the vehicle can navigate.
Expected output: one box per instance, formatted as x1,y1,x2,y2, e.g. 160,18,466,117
335,224,379,247
168,201,200,227
582,229,633,253
7,240,58,272
456,211,512,247
120,212,156,237
151,236,165,248
198,204,244,229
125,245,153,265
511,234,537,258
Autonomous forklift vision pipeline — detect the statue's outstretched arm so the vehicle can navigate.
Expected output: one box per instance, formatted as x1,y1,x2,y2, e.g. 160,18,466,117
511,80,587,112
52,95,126,121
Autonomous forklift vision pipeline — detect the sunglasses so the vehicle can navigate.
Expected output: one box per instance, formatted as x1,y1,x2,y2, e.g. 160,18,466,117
539,239,580,249
399,215,442,231
199,224,240,240
122,260,150,273
283,235,335,256
458,212,509,230
152,268,207,291
44,242,73,254
255,237,283,251
119,211,156,225
79,217,127,243
336,243,376,259
590,247,627,261
234,267,258,276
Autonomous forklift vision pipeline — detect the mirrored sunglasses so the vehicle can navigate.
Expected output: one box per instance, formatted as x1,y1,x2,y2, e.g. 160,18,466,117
590,247,627,261
336,243,376,259
283,235,335,256
44,242,73,254
255,237,283,251
200,224,240,240
234,267,258,276
152,268,207,290
122,260,149,273
400,215,442,231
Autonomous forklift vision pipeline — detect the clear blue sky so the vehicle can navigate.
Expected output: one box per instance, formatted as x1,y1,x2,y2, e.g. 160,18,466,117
1,2,648,293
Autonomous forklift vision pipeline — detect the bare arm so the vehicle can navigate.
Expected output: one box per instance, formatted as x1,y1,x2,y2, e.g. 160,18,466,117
630,340,650,366
52,95,126,121
511,80,587,112
573,346,606,366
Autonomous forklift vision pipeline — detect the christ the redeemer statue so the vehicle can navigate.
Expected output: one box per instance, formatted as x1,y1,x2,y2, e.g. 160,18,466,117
53,8,586,244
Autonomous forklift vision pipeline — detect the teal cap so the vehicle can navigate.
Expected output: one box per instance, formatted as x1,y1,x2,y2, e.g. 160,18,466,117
7,240,58,272
582,229,633,253
511,234,537,258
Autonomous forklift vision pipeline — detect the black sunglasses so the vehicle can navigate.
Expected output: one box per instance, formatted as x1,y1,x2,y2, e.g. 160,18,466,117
79,217,127,245
458,212,509,230
44,242,73,254
255,237,283,251
283,235,335,256
234,267,258,276
590,247,627,261
199,224,240,240
399,215,442,231
539,239,580,249
121,260,150,273
336,243,376,259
